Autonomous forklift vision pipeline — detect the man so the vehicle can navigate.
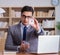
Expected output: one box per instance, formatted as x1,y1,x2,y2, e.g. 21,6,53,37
5,6,44,53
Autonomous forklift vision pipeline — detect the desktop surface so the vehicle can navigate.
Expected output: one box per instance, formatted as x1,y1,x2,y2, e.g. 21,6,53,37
0,52,60,55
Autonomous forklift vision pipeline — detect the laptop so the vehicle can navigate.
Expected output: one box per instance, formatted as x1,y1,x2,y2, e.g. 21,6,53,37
37,35,59,54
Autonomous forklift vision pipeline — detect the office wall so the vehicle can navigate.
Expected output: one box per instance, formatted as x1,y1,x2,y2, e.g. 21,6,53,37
0,0,52,7
0,0,60,51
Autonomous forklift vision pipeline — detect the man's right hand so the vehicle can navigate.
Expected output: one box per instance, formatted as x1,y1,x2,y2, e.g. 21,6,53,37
20,41,30,52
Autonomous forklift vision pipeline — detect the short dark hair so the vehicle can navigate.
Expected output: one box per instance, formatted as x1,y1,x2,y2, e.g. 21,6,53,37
21,6,34,15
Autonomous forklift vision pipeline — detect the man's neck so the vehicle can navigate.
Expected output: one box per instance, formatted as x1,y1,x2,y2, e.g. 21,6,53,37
21,23,30,27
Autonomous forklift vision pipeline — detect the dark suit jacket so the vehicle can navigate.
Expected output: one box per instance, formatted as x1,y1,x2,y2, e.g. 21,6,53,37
5,22,44,53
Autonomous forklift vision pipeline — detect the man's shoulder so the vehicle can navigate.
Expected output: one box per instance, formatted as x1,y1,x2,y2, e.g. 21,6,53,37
9,23,20,30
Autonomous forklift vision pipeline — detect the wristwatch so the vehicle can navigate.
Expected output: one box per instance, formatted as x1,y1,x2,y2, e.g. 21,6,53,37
17,46,20,52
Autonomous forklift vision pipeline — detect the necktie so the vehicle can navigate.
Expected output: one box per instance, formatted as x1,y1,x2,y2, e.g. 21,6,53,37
23,26,27,41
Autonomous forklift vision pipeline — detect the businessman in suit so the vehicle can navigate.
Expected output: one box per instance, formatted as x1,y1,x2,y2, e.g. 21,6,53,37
5,6,44,53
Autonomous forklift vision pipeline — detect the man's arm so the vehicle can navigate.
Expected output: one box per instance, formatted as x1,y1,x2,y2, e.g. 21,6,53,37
5,27,19,51
34,26,44,36
30,18,44,35
37,26,44,35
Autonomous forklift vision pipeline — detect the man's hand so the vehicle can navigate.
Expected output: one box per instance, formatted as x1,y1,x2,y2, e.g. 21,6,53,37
30,18,40,31
20,41,30,52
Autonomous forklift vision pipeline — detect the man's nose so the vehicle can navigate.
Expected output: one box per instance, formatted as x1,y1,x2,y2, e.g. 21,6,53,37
25,17,28,20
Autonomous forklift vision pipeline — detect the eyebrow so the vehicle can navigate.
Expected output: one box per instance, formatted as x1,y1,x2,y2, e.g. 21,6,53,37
22,15,32,17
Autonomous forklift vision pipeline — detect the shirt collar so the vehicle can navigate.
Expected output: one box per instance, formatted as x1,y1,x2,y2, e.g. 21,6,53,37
21,23,30,28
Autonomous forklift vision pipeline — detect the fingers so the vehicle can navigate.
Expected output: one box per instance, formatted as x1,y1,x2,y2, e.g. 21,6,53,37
34,18,38,24
21,41,30,51
20,43,25,51
25,43,30,49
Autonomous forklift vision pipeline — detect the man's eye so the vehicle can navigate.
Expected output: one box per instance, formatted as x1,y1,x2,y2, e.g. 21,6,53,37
27,16,31,18
22,15,25,17
28,16,32,18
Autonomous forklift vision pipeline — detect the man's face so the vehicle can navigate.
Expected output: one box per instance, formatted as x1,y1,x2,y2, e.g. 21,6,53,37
21,11,33,25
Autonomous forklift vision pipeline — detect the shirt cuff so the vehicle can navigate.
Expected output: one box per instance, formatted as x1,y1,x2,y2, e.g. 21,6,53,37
37,28,41,33
17,46,20,52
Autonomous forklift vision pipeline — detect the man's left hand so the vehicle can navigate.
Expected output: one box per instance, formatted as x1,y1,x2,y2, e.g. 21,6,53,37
30,18,40,31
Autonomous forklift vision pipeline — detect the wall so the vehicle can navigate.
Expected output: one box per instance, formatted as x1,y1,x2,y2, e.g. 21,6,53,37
0,0,52,7
0,0,60,51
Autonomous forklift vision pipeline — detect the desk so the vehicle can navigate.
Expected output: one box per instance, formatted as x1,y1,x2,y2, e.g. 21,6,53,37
0,52,60,55
17,53,60,55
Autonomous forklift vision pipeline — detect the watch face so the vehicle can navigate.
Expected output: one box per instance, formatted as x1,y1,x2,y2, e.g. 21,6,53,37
51,0,59,6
